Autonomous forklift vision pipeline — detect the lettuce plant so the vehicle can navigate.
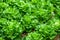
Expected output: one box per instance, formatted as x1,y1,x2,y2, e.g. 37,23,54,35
0,0,60,40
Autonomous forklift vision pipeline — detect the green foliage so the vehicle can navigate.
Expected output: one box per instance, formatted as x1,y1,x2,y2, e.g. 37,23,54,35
0,0,60,40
